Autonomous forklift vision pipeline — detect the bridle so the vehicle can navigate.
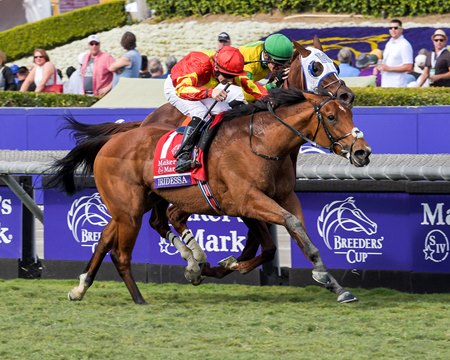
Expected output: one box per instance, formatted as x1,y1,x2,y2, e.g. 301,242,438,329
249,94,364,163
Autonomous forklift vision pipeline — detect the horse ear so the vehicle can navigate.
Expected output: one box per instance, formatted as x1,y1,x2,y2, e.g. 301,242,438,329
293,41,311,57
313,35,324,51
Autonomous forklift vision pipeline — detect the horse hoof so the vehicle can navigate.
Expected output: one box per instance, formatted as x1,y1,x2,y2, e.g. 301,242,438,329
191,275,205,286
312,270,331,285
338,291,358,303
218,255,237,269
67,290,81,301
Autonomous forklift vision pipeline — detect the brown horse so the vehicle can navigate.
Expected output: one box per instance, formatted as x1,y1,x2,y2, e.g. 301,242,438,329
57,40,356,280
140,40,355,278
50,88,371,304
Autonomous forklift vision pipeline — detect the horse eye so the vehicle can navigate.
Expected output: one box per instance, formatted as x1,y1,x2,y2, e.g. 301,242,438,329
327,114,336,122
310,61,324,77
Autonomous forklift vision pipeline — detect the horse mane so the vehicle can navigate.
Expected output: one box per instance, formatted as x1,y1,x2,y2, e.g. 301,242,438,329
222,88,307,122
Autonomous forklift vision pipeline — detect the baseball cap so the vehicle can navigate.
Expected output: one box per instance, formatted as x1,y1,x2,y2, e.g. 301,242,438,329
87,34,100,44
218,32,230,42
10,64,19,74
431,29,447,40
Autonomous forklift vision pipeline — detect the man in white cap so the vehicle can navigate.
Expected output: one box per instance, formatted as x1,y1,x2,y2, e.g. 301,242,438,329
80,34,115,96
417,29,450,87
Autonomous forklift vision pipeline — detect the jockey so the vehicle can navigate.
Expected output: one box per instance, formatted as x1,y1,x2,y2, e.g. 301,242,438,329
164,46,263,173
238,33,294,102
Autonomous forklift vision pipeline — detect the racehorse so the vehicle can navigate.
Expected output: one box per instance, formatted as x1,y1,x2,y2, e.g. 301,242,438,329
50,88,371,304
55,40,356,280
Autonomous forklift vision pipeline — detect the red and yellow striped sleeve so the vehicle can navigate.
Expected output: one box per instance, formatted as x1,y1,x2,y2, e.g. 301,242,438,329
174,72,209,100
236,75,269,101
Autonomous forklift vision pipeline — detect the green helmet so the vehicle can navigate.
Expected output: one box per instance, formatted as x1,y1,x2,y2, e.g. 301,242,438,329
263,34,293,61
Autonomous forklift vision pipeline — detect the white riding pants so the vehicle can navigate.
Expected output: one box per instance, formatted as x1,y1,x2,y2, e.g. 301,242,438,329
164,75,244,120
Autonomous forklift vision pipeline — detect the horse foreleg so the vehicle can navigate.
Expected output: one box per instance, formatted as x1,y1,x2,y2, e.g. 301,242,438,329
68,221,116,301
282,194,357,303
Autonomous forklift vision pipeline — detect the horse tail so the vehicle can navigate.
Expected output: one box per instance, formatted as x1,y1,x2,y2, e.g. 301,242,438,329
59,116,141,143
48,116,137,195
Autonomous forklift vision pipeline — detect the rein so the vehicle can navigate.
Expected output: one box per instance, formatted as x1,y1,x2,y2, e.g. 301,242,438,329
249,95,363,162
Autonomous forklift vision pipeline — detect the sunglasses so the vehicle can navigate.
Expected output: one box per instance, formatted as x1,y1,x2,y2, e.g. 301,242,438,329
89,42,100,46
434,38,445,42
34,55,44,59
219,72,235,79
389,26,400,30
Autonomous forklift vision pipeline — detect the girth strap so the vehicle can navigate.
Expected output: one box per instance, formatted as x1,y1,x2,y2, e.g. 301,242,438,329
197,181,224,215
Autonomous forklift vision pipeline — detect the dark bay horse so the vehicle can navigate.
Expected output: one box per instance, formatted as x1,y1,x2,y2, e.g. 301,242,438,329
57,40,356,280
50,88,371,304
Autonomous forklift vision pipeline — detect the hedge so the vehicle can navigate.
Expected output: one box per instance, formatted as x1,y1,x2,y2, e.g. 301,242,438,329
1,88,449,107
0,0,127,62
147,0,450,19
0,92,99,107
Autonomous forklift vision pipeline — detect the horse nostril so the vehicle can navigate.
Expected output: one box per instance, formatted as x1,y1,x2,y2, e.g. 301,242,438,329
354,149,369,159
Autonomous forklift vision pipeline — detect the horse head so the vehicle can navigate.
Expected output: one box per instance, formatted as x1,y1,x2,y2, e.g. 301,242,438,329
301,91,371,167
287,39,355,106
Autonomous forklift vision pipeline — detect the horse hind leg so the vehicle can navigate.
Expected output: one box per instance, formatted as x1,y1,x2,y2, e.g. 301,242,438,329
167,205,207,264
149,202,203,284
68,220,116,301
109,218,147,304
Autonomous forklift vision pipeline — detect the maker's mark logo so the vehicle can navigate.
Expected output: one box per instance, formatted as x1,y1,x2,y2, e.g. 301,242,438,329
67,193,111,253
317,197,383,263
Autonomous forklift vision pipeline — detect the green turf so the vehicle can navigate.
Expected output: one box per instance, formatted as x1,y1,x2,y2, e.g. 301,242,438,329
0,280,448,359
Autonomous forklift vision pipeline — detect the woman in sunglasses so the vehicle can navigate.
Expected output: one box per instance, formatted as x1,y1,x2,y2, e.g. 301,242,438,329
20,48,61,92
417,29,450,87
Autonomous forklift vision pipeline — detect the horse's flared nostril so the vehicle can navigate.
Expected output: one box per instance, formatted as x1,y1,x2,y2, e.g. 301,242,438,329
339,92,355,106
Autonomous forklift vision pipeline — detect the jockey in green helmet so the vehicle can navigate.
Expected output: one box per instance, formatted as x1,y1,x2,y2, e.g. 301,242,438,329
263,33,294,63
238,33,294,102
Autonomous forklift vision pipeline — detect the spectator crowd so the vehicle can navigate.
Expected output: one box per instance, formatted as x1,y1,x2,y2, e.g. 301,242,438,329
1,19,449,96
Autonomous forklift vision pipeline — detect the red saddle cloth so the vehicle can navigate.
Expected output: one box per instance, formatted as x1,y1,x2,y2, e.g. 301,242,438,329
153,114,224,189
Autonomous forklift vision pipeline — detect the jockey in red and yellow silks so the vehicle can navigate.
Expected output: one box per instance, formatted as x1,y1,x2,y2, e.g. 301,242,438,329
164,46,251,173
169,49,265,102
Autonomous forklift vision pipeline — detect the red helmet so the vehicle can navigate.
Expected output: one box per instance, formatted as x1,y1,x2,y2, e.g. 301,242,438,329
214,46,246,76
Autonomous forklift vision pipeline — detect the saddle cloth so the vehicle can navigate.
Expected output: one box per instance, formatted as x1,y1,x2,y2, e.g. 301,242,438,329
153,113,224,189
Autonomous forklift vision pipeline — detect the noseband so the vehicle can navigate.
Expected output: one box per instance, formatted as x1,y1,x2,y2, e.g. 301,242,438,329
249,95,363,162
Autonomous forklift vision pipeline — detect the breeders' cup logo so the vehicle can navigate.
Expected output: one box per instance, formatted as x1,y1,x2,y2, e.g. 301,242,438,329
67,193,111,253
317,197,384,263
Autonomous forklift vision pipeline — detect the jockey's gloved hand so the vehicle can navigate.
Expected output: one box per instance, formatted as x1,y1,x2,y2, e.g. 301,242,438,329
273,68,285,87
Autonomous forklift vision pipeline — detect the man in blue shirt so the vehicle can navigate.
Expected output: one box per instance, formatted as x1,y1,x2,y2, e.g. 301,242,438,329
337,47,360,77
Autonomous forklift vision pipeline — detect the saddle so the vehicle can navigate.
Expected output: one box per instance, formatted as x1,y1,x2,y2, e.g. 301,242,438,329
153,114,224,189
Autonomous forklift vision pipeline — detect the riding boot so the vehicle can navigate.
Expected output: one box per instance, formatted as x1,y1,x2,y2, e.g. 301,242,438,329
175,116,203,173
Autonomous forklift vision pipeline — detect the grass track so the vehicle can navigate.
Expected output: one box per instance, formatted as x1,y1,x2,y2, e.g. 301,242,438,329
0,279,449,359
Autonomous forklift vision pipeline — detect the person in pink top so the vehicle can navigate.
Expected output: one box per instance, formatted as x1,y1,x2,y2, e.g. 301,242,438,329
80,34,115,96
